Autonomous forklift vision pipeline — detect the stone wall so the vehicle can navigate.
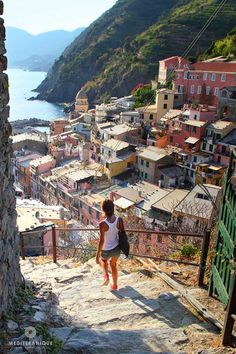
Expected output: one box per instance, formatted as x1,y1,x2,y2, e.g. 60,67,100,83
0,1,21,319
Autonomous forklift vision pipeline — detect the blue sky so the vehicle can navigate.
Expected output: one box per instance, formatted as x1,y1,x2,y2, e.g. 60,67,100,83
4,0,117,34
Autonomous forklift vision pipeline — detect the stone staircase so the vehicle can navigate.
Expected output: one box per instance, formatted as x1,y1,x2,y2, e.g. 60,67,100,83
20,258,223,354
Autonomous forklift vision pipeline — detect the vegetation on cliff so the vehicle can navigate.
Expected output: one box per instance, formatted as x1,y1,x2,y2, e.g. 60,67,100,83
36,0,236,105
202,26,236,59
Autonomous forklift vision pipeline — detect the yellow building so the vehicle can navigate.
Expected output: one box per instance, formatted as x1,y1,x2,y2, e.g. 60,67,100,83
100,139,136,179
75,89,88,112
138,89,175,125
105,153,137,179
195,163,226,187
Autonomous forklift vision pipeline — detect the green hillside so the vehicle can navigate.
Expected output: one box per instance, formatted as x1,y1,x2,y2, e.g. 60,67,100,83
36,0,236,104
202,26,236,59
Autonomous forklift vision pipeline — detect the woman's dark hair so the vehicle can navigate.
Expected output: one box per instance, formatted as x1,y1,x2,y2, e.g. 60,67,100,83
102,199,114,218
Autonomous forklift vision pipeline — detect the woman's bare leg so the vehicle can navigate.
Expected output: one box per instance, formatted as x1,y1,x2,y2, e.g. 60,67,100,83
101,258,108,276
110,257,118,287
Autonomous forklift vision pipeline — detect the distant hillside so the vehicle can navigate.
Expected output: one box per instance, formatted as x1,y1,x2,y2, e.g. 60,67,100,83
35,0,236,104
6,27,85,72
202,26,236,59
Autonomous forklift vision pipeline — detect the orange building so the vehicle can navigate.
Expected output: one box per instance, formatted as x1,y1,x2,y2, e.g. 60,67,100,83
75,89,88,112
16,154,42,196
50,119,68,136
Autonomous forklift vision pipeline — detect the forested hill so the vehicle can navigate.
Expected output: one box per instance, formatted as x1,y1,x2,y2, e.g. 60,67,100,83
36,0,236,104
202,26,236,59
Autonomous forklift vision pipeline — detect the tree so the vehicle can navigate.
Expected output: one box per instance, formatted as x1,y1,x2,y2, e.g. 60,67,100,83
132,84,156,108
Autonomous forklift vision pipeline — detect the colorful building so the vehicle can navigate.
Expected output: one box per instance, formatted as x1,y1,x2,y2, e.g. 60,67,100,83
137,146,175,185
168,119,207,152
173,59,236,106
29,155,56,199
75,89,88,113
50,119,68,136
16,153,42,196
214,128,236,166
201,120,234,155
100,139,136,179
195,163,225,187
158,56,190,85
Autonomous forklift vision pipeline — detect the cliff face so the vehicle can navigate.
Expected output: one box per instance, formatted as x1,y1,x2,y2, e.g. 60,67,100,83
36,0,236,105
0,1,21,318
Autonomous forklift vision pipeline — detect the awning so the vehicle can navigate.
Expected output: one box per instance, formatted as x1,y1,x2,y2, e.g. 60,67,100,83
114,197,134,210
185,137,199,145
208,165,223,171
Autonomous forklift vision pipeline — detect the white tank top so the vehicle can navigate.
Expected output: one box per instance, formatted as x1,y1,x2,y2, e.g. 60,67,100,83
102,217,119,251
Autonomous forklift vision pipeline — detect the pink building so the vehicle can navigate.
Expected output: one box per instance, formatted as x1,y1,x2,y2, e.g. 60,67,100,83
76,194,105,227
213,128,236,166
183,104,217,122
158,56,190,85
30,155,56,199
173,60,236,107
168,119,207,152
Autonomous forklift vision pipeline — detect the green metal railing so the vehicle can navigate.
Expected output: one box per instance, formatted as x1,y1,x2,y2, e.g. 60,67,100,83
209,150,236,345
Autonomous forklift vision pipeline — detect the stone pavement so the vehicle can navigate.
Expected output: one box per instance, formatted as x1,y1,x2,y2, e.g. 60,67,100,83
19,258,229,354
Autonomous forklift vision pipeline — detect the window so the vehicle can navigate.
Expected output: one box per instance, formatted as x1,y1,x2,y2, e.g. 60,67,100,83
214,87,219,96
194,114,197,120
176,73,180,79
163,104,168,109
150,114,153,120
186,125,190,131
141,159,144,166
146,161,149,168
209,144,213,152
164,94,168,100
141,171,144,178
202,142,206,150
211,73,216,81
160,174,164,180
89,207,92,215
197,86,202,94
206,86,210,95
190,171,194,178
193,156,197,163
190,85,195,94
221,73,226,82
145,173,148,180
192,126,197,134
203,73,208,81
184,71,189,80
157,235,163,243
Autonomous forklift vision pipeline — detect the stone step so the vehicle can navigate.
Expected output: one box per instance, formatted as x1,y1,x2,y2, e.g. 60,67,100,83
61,328,188,354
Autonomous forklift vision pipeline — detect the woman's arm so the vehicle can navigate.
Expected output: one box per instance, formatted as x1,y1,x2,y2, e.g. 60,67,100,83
96,222,105,264
117,217,124,231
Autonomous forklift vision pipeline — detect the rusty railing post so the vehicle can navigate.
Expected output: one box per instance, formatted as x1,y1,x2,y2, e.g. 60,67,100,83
20,232,25,260
52,226,57,263
198,230,211,287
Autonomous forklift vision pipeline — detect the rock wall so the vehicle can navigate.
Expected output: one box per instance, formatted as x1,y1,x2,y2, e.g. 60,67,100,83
0,1,21,319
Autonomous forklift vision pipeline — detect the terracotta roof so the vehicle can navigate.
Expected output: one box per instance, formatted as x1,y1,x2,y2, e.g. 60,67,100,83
193,62,236,73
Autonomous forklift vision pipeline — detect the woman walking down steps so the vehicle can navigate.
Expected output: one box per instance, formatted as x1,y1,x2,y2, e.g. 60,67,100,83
96,200,124,291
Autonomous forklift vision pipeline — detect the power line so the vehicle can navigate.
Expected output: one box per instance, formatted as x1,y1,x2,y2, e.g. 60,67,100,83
110,0,228,155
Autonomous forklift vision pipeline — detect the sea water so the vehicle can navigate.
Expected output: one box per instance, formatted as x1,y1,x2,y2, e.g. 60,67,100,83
7,68,65,122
